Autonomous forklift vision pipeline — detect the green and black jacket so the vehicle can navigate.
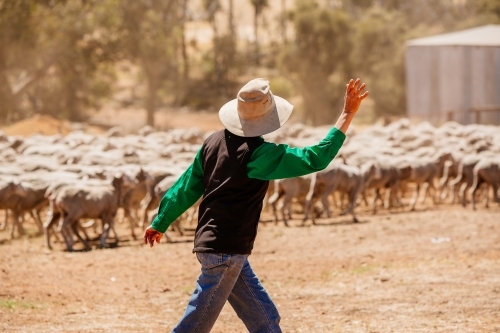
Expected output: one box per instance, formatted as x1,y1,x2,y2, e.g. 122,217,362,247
152,127,346,254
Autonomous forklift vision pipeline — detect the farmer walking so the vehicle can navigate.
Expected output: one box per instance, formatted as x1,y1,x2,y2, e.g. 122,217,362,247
144,77,369,332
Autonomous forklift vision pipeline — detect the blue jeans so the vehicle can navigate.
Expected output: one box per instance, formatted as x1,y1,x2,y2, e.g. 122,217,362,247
172,253,282,333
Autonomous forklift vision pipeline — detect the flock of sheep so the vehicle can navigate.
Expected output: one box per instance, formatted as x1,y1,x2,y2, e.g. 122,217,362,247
1,118,499,251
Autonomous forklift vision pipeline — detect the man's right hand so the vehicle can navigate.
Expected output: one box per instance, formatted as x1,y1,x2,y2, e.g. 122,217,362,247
343,78,369,114
143,225,164,247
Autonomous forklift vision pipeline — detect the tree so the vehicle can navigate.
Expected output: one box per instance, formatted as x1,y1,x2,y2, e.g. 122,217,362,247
0,0,121,123
281,1,352,125
228,0,235,35
250,0,269,65
0,0,56,122
352,7,408,118
120,0,184,126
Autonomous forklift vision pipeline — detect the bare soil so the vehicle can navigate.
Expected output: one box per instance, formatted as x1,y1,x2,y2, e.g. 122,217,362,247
1,110,499,332
1,203,499,333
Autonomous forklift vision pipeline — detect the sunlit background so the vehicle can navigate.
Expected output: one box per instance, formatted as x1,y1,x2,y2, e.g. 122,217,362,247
1,1,500,332
1,0,499,135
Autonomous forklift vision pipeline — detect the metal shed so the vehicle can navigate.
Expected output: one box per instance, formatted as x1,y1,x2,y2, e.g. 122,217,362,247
405,25,500,125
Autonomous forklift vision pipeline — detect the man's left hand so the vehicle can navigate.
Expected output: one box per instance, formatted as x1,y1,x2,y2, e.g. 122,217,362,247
143,225,164,247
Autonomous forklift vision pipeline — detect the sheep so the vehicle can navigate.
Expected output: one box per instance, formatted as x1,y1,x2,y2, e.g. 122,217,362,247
304,161,381,223
363,159,402,213
469,156,500,210
0,178,28,238
48,175,133,251
449,152,495,207
267,174,317,227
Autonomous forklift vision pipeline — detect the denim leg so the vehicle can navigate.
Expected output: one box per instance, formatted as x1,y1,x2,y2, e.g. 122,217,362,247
172,253,247,333
228,258,282,333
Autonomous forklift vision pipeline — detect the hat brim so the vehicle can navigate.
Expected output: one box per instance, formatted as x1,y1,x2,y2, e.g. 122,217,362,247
219,95,294,137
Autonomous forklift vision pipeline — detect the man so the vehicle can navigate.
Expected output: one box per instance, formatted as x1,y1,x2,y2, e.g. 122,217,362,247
144,78,369,332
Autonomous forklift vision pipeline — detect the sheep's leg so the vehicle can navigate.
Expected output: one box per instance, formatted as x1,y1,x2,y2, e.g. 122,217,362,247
59,225,72,251
273,200,288,226
302,199,316,226
142,195,160,228
171,218,185,236
303,188,316,226
311,198,318,225
71,222,91,251
77,222,92,241
302,200,312,225
371,188,381,214
10,211,25,239
321,193,331,218
0,210,7,231
492,183,500,204
438,176,448,202
281,197,292,227
123,206,137,240
483,184,490,208
420,182,429,203
30,209,44,234
271,200,279,225
469,177,481,211
43,210,60,250
409,183,420,211
141,205,150,229
109,217,119,243
449,182,457,203
346,191,359,223
100,220,111,248
459,182,469,207
427,180,438,204
361,191,369,207
100,217,119,247
165,232,173,242
59,215,76,252
384,187,393,210
186,207,197,227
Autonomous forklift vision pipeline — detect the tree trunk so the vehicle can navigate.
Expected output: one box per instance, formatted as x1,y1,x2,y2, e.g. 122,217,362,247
210,16,220,84
181,0,189,80
301,73,337,125
146,76,158,127
254,6,259,65
228,0,234,35
281,0,287,44
0,73,14,123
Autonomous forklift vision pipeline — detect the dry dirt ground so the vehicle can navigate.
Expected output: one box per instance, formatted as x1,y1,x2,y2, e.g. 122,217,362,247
1,203,499,333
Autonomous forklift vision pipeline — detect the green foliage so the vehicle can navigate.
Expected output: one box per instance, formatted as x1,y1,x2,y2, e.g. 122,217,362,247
1,0,499,125
120,0,184,125
181,34,241,109
0,0,121,122
33,0,121,121
269,76,294,99
0,298,43,311
475,0,500,19
281,1,352,125
352,7,408,117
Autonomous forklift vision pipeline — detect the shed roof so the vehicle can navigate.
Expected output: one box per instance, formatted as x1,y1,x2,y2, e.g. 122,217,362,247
407,25,500,47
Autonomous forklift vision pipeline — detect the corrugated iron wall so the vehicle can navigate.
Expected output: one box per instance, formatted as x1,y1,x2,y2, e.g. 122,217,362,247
405,45,500,125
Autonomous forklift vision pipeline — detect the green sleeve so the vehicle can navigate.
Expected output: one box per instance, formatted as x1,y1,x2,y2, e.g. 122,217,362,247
247,127,346,180
151,148,204,233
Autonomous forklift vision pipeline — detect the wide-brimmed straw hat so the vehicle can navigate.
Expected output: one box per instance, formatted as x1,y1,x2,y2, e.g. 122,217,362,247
219,78,294,137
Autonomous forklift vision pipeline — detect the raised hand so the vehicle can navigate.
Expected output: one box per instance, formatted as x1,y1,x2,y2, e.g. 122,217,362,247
343,78,369,114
